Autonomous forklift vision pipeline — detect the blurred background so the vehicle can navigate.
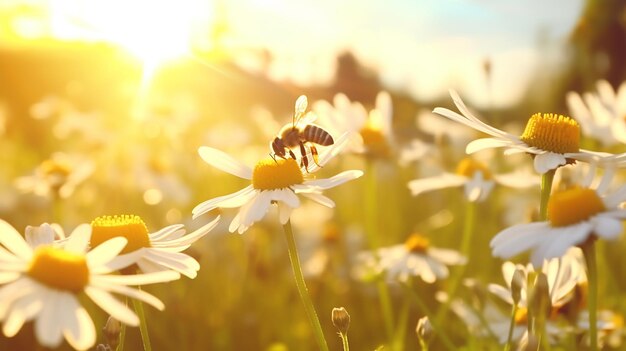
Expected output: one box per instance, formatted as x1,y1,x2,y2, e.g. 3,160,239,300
1,0,626,350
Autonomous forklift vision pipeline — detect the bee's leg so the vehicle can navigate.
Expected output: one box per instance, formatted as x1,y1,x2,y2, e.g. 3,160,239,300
299,142,310,172
310,145,322,167
269,153,278,163
288,149,296,160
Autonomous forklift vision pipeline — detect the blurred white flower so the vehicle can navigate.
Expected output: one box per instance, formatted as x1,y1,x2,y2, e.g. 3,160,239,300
313,91,394,158
408,157,539,202
357,233,465,283
0,219,179,350
567,80,626,147
14,152,94,199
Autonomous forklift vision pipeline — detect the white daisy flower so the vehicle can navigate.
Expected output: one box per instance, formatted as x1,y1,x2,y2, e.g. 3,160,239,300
89,214,220,279
491,184,626,266
313,91,394,158
567,79,626,147
14,152,94,199
357,233,466,283
192,133,363,233
433,90,599,174
408,157,539,202
488,249,584,311
0,220,180,350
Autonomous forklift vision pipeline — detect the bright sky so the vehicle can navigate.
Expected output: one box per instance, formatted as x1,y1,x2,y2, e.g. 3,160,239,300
226,0,585,107
1,0,585,108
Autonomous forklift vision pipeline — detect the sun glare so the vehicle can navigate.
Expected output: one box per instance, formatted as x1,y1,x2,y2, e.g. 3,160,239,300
48,0,211,64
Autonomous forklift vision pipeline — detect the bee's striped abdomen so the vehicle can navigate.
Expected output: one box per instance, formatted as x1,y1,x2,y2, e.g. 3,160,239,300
302,125,334,146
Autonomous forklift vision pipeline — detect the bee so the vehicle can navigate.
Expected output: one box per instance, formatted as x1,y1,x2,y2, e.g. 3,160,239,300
271,95,334,172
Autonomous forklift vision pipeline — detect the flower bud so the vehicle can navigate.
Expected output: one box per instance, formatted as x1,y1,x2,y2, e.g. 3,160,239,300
331,307,350,334
530,272,552,317
103,316,122,349
511,268,525,305
415,316,433,343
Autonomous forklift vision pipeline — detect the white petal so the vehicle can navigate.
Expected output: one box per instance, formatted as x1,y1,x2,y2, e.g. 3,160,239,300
141,250,200,278
63,303,95,351
277,203,293,224
25,224,55,249
300,170,363,190
533,152,566,174
198,146,253,179
2,289,44,337
466,138,517,154
86,237,128,268
272,189,300,208
0,220,32,259
192,185,256,218
90,283,165,311
149,224,185,242
487,284,514,305
84,287,139,326
64,224,92,254
239,191,273,227
490,222,551,259
94,270,180,286
407,173,466,197
591,216,623,240
34,290,66,348
300,192,335,207
154,216,220,248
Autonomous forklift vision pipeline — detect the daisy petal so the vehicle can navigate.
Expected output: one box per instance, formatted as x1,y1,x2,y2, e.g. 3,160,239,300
64,224,91,254
192,186,256,218
533,152,566,174
0,220,32,259
408,173,466,197
63,303,95,351
84,287,139,326
466,138,516,154
198,146,252,179
592,216,623,240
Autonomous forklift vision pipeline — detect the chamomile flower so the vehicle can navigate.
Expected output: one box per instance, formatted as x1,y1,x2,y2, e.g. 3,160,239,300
408,157,539,202
14,152,94,199
0,220,180,350
487,249,584,311
192,133,362,233
433,91,599,174
567,80,626,147
313,91,394,158
491,185,626,266
90,214,220,278
357,233,466,283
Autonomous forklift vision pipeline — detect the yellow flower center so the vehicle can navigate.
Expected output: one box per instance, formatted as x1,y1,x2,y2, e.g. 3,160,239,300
515,307,528,324
404,233,430,253
252,158,304,190
359,126,390,158
91,215,151,254
28,246,89,292
520,113,580,154
455,158,492,180
547,188,605,227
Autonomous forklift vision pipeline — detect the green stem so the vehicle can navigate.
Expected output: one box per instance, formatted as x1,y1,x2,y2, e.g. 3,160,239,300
365,160,395,342
402,283,455,351
435,200,475,323
582,241,598,351
504,304,518,351
392,298,410,351
539,169,556,221
282,221,329,351
339,332,350,351
132,295,152,351
116,322,126,351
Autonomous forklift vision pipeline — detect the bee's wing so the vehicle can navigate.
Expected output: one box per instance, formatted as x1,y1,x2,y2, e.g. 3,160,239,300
295,111,318,126
294,95,308,116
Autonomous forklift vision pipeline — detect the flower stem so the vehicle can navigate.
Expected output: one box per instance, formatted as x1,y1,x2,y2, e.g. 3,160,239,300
132,295,152,351
282,220,329,351
539,169,556,221
582,240,598,351
339,332,350,351
435,200,475,323
365,160,395,343
504,304,518,351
